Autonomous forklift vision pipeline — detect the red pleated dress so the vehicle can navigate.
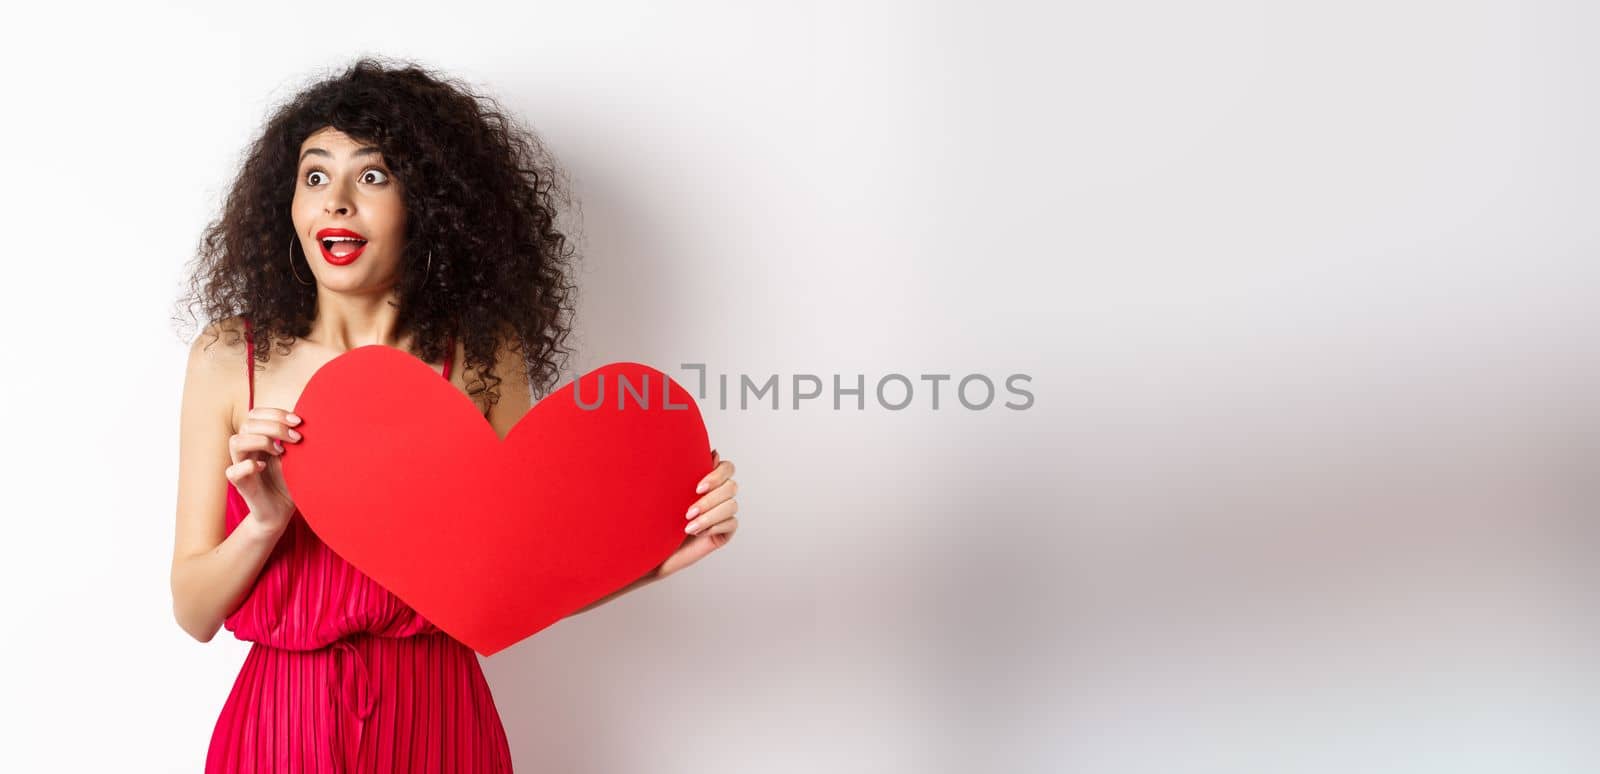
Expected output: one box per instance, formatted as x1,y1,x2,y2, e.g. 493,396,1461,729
206,321,514,772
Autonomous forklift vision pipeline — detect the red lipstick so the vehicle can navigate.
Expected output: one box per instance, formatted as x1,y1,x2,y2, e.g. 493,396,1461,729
315,227,368,266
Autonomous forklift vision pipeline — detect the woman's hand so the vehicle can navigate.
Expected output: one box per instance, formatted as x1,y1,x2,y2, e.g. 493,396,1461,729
224,407,303,537
654,449,740,579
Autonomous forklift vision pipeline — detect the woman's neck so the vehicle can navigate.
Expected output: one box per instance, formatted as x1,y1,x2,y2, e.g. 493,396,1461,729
308,291,407,352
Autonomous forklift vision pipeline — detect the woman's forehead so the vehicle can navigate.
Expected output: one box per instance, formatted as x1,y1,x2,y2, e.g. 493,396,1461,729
298,127,380,158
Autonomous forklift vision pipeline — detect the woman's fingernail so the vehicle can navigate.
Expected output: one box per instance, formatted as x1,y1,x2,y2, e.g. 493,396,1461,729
696,481,708,494
275,441,284,452
685,506,699,520
288,429,302,441
287,414,302,425
685,521,702,535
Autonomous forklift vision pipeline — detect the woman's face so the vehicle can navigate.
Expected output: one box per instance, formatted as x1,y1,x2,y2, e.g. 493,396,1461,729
289,127,408,291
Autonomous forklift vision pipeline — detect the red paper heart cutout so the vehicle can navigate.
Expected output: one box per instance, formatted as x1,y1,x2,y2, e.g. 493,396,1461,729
280,346,710,656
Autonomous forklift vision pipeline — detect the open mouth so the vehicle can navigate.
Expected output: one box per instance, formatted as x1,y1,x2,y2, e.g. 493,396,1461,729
315,228,368,265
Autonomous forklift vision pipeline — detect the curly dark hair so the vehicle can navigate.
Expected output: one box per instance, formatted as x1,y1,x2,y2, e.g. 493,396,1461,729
173,56,581,407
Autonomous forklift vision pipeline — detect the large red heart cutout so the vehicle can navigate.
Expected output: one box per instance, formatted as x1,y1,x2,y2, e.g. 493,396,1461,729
280,346,710,656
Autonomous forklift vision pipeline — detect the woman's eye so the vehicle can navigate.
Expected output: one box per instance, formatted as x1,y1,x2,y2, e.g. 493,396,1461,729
305,170,327,186
362,169,389,184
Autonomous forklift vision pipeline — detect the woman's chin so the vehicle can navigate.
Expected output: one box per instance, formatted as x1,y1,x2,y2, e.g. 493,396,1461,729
314,266,404,293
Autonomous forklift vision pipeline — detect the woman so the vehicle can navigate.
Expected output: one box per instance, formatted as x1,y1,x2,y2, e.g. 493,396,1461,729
170,58,740,772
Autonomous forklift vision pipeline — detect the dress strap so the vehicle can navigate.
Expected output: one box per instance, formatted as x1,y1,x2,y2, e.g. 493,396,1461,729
242,317,255,411
443,335,455,380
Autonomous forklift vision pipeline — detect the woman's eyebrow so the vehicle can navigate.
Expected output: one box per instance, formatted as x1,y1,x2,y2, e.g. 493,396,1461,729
299,146,383,162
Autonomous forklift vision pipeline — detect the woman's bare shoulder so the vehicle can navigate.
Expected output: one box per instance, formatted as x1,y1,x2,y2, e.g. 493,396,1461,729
484,323,533,438
183,315,249,430
189,315,250,362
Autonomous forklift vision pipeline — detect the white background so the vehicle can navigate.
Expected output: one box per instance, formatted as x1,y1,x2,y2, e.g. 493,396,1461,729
0,1,1593,772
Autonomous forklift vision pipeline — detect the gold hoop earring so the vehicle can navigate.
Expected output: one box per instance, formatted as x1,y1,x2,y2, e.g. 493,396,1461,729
287,236,315,286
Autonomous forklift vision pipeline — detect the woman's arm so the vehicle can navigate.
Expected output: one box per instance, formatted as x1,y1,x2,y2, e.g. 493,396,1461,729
569,573,659,617
169,323,288,642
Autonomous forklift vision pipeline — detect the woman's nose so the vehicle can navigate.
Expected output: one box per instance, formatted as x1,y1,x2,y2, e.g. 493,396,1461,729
323,186,355,215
